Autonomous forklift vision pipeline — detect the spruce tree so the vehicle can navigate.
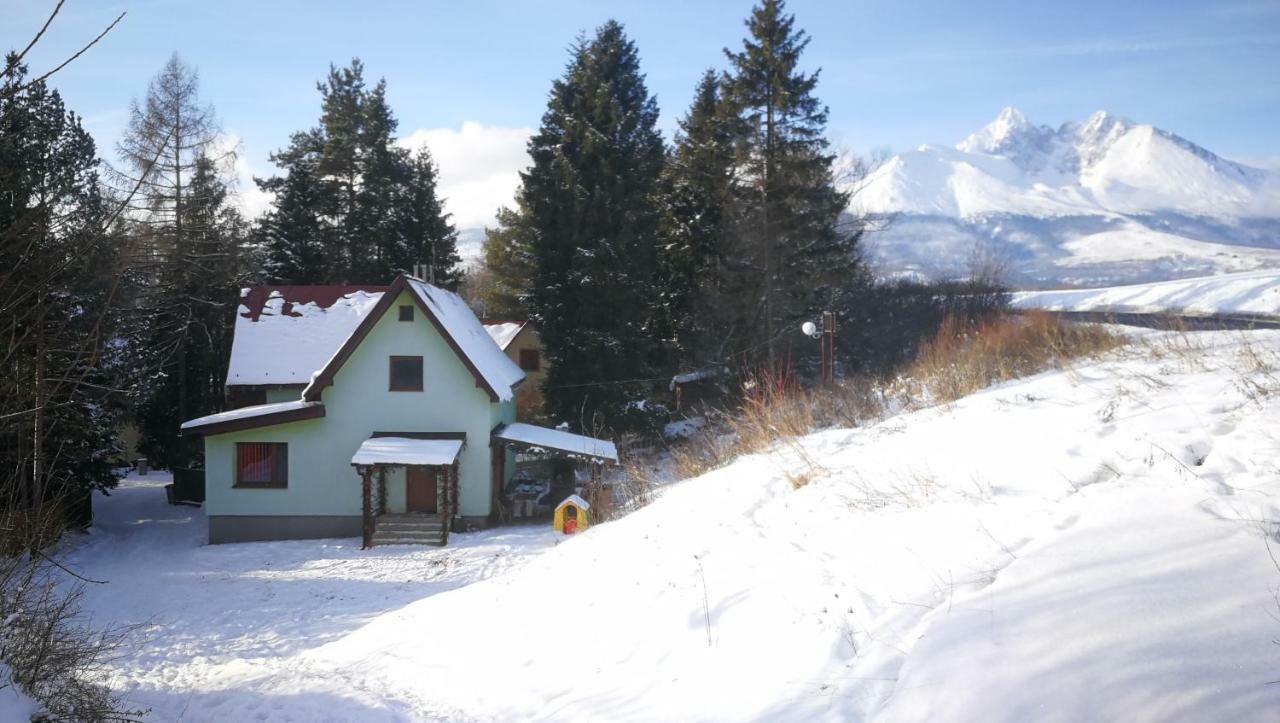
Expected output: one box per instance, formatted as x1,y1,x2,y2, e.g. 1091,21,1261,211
397,148,461,288
660,70,739,367
134,154,250,468
519,20,666,427
724,0,866,363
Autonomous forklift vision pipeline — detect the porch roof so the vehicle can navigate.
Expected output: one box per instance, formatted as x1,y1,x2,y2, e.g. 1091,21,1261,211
493,422,618,464
350,437,463,467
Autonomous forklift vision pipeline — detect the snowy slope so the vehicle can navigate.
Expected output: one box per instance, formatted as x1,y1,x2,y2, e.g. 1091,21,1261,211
1013,269,1280,316
856,108,1280,285
62,330,1280,721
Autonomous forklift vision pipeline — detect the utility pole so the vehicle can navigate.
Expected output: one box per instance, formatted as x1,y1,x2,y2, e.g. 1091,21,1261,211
821,310,837,386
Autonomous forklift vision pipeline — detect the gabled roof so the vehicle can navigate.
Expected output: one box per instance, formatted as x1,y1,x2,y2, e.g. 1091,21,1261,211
302,275,526,403
227,285,387,387
482,320,527,351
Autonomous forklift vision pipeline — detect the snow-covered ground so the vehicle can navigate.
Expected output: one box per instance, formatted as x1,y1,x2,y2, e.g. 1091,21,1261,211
0,662,41,722
1013,269,1280,317
62,329,1280,721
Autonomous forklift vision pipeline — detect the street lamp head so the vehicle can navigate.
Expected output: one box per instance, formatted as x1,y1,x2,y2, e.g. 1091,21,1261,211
801,321,819,338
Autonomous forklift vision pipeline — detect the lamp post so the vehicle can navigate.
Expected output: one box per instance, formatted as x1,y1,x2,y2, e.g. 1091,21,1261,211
802,311,837,386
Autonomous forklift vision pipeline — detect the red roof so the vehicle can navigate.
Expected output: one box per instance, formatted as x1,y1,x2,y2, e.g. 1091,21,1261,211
239,285,390,321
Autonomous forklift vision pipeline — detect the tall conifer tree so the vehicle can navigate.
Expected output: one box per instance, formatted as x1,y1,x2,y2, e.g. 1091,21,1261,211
660,70,739,366
724,0,866,363
1,55,124,514
519,20,666,426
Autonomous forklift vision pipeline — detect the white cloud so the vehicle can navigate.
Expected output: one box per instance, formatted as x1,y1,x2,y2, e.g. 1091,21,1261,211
398,122,533,230
213,132,274,219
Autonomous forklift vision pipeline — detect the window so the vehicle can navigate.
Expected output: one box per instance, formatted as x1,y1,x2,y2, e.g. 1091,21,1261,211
398,304,414,322
389,355,424,391
235,443,288,488
519,348,541,372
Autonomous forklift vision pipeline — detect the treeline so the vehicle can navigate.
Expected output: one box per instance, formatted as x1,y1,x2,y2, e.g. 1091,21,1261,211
473,2,873,426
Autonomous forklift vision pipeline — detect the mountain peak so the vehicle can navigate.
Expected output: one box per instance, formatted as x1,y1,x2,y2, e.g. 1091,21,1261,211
957,107,1036,154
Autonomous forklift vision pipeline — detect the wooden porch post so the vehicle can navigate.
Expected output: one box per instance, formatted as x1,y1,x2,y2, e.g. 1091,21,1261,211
377,467,388,516
360,466,374,550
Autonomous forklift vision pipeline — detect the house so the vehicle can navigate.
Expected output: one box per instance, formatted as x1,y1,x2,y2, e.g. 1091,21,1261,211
181,274,617,547
481,319,548,419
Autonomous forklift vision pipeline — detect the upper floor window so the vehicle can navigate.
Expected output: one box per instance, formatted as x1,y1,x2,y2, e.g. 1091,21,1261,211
519,348,541,372
389,355,424,391
398,305,414,322
235,442,288,488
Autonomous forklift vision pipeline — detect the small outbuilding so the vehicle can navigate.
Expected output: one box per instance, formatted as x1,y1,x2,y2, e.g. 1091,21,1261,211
553,494,590,534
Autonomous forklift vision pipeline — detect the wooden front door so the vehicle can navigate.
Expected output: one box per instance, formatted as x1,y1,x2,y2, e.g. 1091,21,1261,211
406,466,437,513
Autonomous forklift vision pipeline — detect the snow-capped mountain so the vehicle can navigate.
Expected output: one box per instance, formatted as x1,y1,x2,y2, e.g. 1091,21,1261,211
854,108,1280,287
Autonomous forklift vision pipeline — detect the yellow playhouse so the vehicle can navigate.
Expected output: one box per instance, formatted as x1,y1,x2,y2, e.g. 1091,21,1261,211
553,494,590,534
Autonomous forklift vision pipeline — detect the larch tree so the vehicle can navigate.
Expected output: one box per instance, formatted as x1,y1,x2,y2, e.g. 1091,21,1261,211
518,20,667,427
723,0,867,364
114,53,243,468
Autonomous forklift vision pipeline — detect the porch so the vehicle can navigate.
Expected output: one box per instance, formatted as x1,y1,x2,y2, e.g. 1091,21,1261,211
351,435,463,548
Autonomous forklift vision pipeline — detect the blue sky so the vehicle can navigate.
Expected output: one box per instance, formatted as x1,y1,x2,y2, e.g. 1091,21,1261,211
5,0,1279,226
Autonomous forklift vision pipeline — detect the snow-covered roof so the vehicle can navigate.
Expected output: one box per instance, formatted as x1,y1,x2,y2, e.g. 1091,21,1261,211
350,437,463,467
180,400,323,431
556,494,590,511
482,321,525,351
494,423,618,463
227,286,386,386
405,278,525,401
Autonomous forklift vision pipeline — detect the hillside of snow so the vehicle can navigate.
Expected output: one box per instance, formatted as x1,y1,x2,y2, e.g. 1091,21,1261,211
60,329,1280,721
855,108,1280,286
1014,269,1280,317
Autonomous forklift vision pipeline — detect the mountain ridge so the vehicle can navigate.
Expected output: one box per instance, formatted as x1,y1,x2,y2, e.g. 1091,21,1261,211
855,107,1280,286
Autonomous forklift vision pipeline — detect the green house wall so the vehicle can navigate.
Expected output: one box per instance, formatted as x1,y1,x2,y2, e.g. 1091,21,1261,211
204,290,516,537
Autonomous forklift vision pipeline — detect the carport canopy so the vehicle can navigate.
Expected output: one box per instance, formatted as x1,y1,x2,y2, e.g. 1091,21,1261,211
492,423,618,464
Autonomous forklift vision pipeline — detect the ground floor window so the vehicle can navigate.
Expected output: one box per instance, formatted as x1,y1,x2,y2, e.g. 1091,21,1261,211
235,442,288,488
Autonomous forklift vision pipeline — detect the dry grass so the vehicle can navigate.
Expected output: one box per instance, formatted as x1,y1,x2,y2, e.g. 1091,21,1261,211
906,311,1123,404
664,312,1125,483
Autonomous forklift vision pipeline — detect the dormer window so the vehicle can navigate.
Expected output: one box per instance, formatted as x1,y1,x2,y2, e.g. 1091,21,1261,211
398,305,414,322
389,356,424,391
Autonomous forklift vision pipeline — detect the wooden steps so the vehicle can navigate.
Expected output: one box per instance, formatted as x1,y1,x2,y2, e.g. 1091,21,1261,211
372,514,447,547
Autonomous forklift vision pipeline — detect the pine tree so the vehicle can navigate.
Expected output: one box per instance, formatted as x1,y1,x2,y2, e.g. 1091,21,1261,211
724,0,867,363
258,60,459,285
519,20,667,426
660,70,740,367
1,55,124,518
